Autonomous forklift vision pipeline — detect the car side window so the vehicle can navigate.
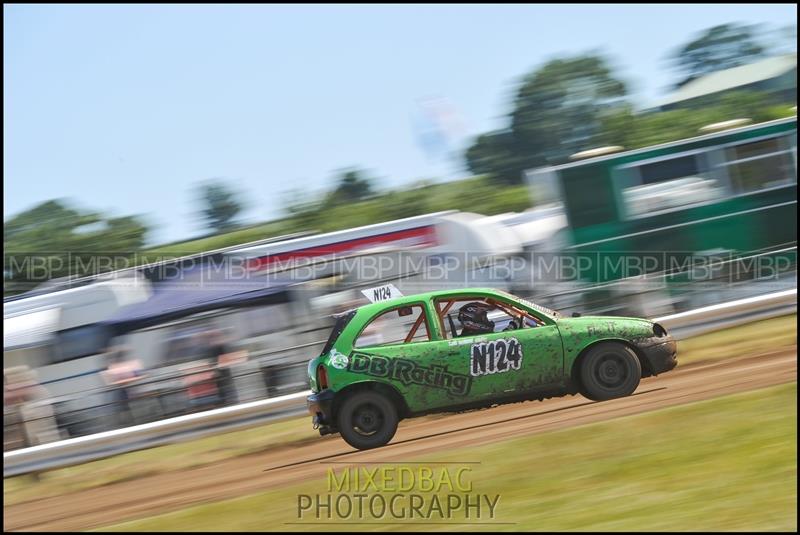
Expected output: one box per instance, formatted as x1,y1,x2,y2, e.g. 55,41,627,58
354,305,431,348
435,297,541,340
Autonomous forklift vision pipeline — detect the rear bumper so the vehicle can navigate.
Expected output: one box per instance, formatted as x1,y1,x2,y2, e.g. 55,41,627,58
306,389,336,435
639,337,678,376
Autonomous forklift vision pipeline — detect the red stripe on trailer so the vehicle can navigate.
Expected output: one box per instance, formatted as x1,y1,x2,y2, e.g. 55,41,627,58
247,225,438,272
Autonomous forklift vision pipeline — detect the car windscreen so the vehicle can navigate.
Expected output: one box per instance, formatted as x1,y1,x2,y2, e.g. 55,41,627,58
320,309,357,356
498,291,560,318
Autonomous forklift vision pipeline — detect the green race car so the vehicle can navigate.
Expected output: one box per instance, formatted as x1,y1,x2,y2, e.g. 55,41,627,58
306,287,677,450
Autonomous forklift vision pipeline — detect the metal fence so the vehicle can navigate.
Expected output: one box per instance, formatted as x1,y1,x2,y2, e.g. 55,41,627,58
3,246,797,462
3,342,323,452
3,287,796,477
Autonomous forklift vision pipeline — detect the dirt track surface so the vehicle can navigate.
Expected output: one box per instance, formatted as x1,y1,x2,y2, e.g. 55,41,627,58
5,348,797,532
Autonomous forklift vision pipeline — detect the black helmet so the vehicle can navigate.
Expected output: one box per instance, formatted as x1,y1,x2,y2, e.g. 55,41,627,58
458,302,495,334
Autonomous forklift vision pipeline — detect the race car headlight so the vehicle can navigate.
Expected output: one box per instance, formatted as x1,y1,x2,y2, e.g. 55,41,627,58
653,323,668,337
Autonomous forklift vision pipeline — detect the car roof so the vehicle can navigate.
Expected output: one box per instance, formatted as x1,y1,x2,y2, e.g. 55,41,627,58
351,287,510,316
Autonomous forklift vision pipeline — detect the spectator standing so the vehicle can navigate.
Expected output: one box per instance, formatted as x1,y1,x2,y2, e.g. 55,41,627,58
101,346,145,427
204,329,247,406
3,366,61,448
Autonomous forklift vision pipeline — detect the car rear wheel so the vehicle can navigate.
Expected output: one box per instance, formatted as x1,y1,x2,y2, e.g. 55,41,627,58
579,342,641,401
337,390,398,450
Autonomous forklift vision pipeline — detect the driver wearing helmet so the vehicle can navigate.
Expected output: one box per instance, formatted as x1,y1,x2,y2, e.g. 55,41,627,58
458,302,495,337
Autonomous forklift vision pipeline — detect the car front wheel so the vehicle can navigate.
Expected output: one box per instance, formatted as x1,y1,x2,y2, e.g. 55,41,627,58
579,342,641,401
337,390,399,450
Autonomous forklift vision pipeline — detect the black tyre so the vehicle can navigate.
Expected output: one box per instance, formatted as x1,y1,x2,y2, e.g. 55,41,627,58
336,390,399,450
579,342,641,401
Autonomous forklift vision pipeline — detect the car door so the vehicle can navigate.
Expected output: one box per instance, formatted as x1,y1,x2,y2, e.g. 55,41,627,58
434,297,564,402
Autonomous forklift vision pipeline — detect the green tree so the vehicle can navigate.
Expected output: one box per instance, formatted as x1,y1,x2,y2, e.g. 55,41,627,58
197,180,245,233
4,199,149,295
282,168,377,230
465,53,628,185
511,54,627,165
670,23,768,86
282,188,324,231
465,131,532,186
596,91,795,151
329,168,376,204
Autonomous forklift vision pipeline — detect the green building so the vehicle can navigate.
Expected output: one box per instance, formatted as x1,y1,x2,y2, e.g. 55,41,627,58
656,54,796,111
525,116,797,313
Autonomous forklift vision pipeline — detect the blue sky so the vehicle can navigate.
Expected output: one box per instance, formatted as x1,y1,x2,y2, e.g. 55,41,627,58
4,4,796,244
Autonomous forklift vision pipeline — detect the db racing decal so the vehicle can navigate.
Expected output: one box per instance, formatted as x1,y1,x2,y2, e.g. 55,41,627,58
347,353,472,395
470,338,523,377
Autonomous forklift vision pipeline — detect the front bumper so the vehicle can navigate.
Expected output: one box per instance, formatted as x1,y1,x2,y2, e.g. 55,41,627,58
307,389,337,435
638,337,678,376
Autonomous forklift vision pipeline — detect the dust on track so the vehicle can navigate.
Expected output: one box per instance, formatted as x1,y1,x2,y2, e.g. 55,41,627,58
4,348,797,532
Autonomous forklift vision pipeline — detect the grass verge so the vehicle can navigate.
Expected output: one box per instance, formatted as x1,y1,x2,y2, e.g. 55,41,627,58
3,416,322,506
99,383,797,531
3,314,796,506
676,313,796,366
